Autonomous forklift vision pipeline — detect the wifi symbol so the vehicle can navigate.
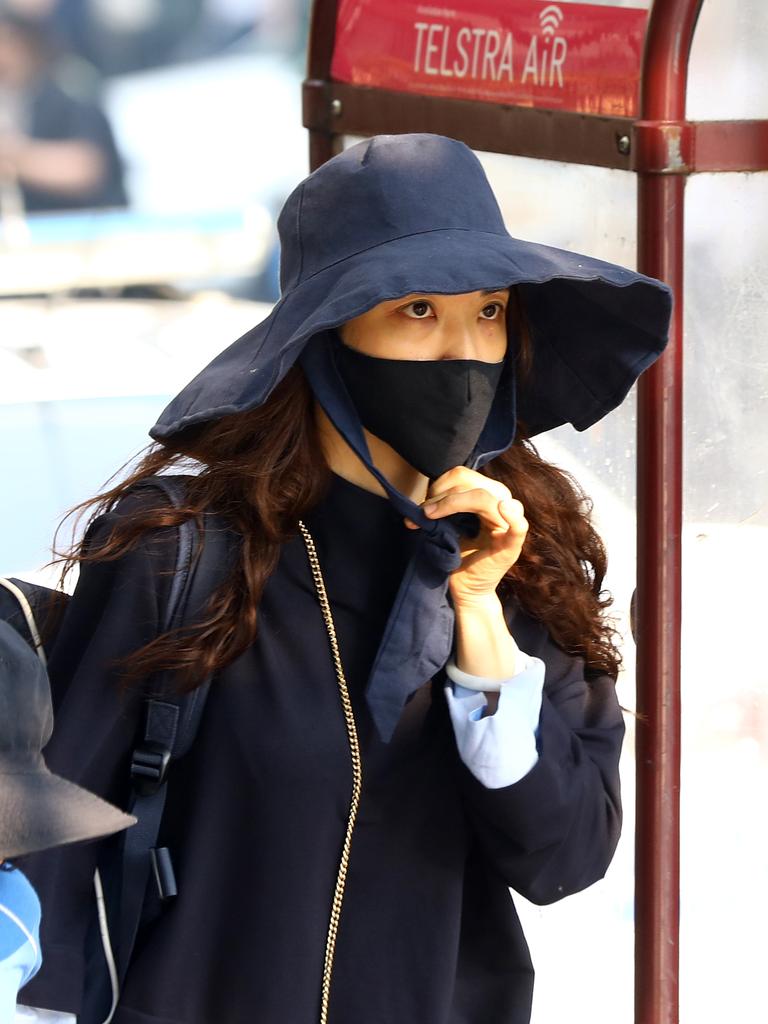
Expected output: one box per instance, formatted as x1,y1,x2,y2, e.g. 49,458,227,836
539,4,564,38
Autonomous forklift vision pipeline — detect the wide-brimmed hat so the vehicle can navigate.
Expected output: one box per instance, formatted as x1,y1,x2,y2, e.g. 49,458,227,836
147,133,672,742
0,621,136,860
151,132,671,443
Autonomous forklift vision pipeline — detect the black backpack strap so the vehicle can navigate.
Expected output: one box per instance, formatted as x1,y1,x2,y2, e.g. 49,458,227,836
114,475,235,987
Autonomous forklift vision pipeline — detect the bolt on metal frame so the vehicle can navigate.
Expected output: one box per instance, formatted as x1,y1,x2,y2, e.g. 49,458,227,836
302,2,768,1021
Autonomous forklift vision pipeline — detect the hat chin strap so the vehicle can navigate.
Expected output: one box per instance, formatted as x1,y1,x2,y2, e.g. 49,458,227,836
301,329,466,743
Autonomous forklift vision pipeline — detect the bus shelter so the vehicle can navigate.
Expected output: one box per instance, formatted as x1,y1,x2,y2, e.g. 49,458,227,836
303,2,768,1022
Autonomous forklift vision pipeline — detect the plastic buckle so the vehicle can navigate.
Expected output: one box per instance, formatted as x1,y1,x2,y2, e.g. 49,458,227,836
130,742,171,796
150,847,178,901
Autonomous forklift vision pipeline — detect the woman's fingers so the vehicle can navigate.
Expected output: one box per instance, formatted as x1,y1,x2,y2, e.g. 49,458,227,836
498,497,528,537
423,487,517,534
404,470,526,546
415,469,529,595
429,467,509,504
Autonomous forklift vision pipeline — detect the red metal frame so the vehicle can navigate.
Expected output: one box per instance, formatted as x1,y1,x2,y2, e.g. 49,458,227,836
303,3,768,1022
633,119,768,174
634,3,703,1022
303,79,637,170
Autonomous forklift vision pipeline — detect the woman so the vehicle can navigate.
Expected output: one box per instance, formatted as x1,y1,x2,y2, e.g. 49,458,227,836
20,134,671,1024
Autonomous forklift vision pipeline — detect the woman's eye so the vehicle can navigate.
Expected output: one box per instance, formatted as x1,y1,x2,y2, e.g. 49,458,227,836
480,303,504,320
403,301,434,319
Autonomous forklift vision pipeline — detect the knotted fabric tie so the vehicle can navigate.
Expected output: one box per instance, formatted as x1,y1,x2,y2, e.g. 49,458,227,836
300,334,465,741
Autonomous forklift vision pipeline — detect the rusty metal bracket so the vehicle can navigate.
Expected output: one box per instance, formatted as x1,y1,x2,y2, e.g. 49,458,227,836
304,79,636,171
303,79,334,133
633,118,768,174
632,120,695,174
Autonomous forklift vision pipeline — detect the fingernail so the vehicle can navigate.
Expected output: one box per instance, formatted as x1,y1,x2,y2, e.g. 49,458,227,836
422,502,437,513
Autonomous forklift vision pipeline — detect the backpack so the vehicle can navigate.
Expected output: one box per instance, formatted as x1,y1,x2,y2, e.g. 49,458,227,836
0,474,235,1021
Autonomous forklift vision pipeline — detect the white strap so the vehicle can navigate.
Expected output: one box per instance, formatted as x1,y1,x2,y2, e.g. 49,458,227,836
0,901,38,960
93,868,120,1024
0,578,47,669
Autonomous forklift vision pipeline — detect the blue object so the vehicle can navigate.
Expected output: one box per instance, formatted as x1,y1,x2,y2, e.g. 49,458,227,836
0,865,42,1019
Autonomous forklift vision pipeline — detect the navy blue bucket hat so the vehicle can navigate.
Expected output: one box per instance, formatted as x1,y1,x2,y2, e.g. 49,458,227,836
151,133,671,444
150,133,672,741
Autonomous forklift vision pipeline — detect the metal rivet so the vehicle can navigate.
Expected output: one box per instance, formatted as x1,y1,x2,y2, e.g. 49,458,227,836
330,98,342,116
616,134,631,156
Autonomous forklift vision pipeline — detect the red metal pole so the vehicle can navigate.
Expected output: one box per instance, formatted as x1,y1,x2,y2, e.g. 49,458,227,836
305,0,341,170
635,2,703,1022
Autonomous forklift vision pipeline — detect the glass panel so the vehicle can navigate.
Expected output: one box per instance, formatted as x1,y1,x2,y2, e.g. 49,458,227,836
478,150,637,267
522,417,638,1024
688,0,768,120
523,417,637,1024
341,140,641,1022
475,152,640,1024
681,172,768,1023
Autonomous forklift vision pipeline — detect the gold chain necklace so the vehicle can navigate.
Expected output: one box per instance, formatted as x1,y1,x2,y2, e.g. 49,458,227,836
297,520,363,1024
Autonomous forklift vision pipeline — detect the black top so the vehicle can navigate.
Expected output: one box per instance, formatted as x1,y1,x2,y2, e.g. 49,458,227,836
20,473,624,1024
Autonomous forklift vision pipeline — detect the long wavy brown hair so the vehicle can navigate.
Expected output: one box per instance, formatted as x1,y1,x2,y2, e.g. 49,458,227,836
55,305,621,689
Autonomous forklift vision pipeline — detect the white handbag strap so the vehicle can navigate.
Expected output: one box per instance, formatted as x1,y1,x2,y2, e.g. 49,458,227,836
0,577,48,669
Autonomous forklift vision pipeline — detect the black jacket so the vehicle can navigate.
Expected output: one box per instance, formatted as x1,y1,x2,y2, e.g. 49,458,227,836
21,474,624,1024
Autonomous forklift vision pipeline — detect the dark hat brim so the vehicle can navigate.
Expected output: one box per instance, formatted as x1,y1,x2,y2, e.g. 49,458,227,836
150,227,671,442
0,767,136,860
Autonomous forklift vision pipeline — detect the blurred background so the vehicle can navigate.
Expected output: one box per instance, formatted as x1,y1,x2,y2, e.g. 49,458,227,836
1,1,766,1022
0,0,309,574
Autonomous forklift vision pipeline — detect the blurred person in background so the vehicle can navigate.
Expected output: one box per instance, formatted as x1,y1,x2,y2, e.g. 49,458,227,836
54,0,308,71
172,0,269,61
48,0,203,76
0,6,126,214
175,0,309,61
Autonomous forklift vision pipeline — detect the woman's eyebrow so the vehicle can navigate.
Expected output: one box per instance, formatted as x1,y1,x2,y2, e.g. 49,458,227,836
480,289,509,296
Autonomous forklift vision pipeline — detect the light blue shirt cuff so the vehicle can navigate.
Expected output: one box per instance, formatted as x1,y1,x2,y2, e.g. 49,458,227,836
444,653,545,789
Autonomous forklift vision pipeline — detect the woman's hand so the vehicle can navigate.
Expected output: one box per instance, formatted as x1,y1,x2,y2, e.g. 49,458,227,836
405,466,528,608
405,466,527,685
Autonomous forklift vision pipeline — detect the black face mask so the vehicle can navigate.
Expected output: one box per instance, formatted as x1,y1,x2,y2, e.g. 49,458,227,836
334,338,504,481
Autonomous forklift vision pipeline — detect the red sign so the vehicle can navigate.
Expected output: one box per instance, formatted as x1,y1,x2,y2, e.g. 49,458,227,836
331,1,649,117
